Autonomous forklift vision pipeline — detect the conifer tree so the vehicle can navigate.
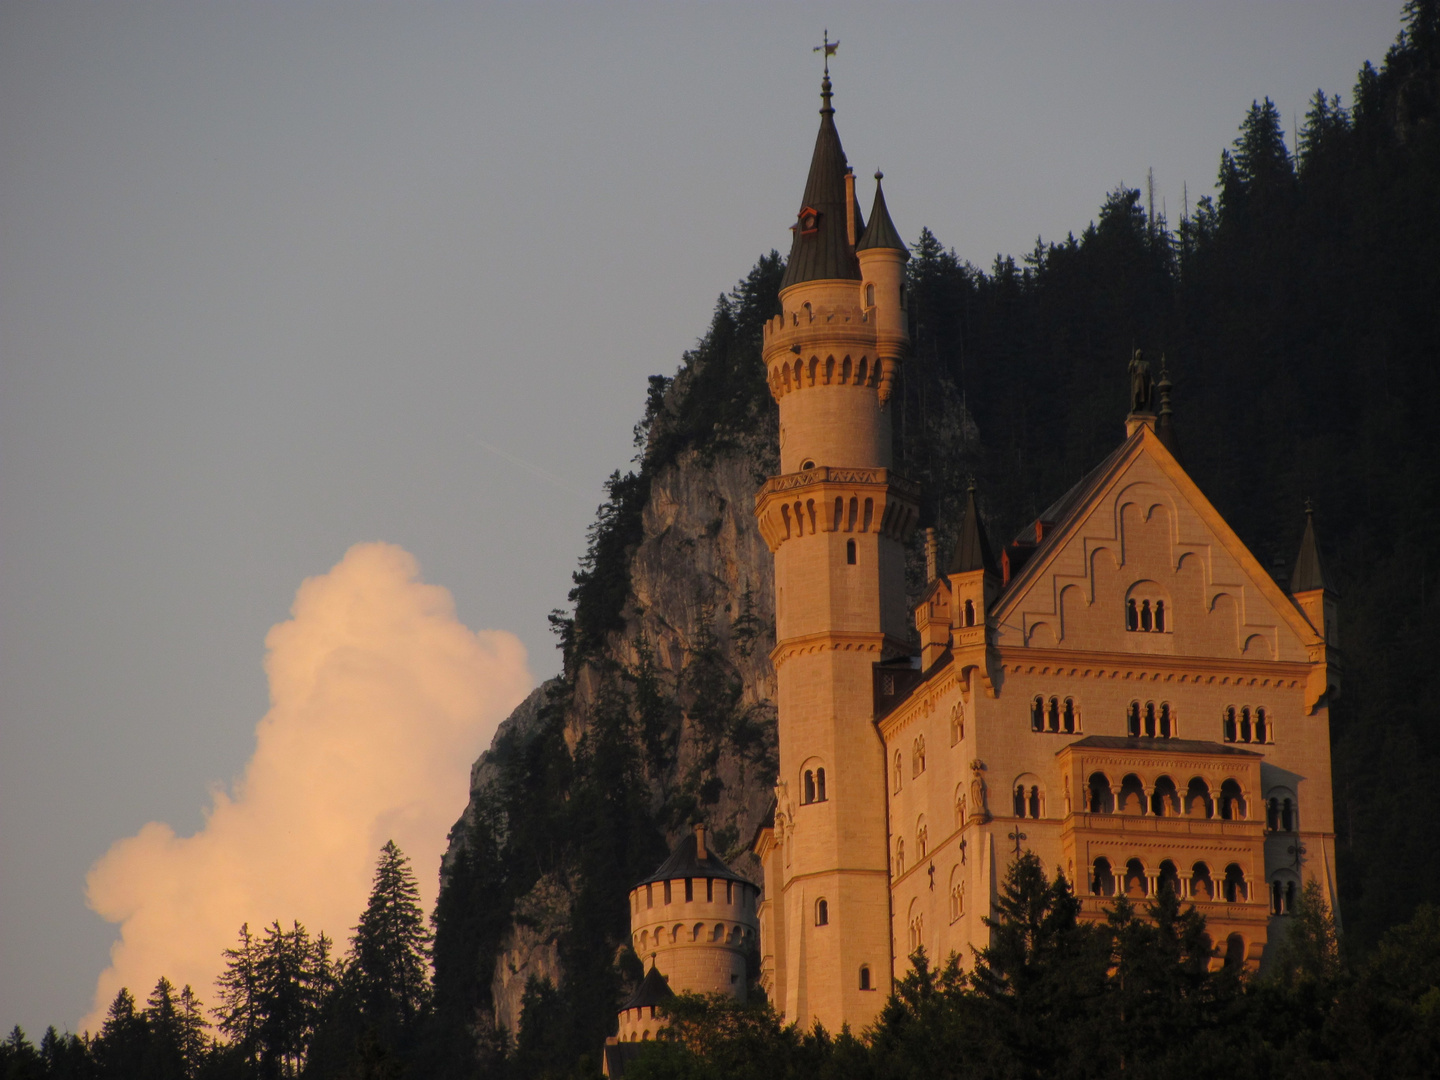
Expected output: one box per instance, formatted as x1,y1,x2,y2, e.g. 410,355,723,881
214,922,261,1068
97,987,149,1079
350,841,432,1040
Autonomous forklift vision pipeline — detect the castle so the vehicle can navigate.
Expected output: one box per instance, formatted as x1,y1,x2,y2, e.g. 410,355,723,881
604,68,1339,1063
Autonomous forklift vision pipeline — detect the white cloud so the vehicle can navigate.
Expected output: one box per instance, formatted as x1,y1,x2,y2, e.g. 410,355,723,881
83,542,532,1032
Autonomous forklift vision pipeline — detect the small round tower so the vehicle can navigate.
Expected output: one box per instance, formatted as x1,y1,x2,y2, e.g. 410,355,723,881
627,823,760,1006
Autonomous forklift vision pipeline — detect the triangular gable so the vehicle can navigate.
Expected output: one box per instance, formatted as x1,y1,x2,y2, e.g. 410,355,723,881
993,425,1321,663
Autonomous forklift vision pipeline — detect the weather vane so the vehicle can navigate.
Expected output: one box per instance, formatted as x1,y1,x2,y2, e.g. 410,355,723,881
813,29,839,75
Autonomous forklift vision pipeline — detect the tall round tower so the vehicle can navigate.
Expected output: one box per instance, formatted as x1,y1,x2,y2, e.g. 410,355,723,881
752,72,918,1034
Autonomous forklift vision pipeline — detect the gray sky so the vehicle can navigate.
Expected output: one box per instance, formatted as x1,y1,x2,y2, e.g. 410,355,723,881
0,0,1401,1036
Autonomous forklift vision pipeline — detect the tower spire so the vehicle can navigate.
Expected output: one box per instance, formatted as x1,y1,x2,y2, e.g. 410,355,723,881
1289,501,1331,594
857,171,908,255
781,52,861,289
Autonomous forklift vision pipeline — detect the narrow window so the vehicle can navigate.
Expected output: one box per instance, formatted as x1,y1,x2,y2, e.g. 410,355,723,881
1014,785,1026,817
646,884,653,909
1285,880,1297,913
1140,599,1153,631
865,283,875,307
707,878,714,902
685,878,693,902
1267,798,1279,831
1126,598,1139,631
803,770,815,805
1154,600,1166,632
1256,708,1268,743
1240,707,1252,743
816,898,829,926
1063,698,1076,734
1028,785,1041,819
816,768,827,802
859,965,872,991
1159,702,1172,739
1272,880,1284,915
1281,798,1294,832
846,539,857,565
664,881,672,904
1144,701,1157,738
1031,696,1045,732
893,751,903,793
1048,697,1060,732
1128,702,1141,737
964,599,976,626
1223,707,1237,742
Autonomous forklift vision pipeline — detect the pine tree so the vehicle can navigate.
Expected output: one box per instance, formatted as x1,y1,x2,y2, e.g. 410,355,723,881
350,841,432,1042
214,923,261,1069
96,988,149,1079
143,978,188,1080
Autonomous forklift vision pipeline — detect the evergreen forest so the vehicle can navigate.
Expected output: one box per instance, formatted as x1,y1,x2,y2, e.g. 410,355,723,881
5,4,1439,1078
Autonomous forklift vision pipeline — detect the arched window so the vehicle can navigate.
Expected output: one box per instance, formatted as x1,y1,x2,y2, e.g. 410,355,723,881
859,965,872,991
1126,582,1171,633
1185,777,1213,819
1092,857,1116,897
950,701,964,745
915,735,926,775
803,770,816,805
1158,859,1180,897
1124,858,1148,898
816,768,827,802
1127,701,1141,737
1031,696,1045,732
1013,784,1026,817
1223,934,1246,971
1159,702,1173,738
1191,862,1214,901
1219,779,1246,821
1222,863,1248,903
894,838,905,877
893,751,903,793
1028,785,1041,819
1151,775,1179,816
1144,701,1157,738
1047,697,1060,732
908,912,924,953
1063,697,1077,733
865,282,875,307
815,898,829,926
1239,707,1252,744
1088,773,1114,814
1255,707,1268,743
846,539,857,565
1126,598,1139,631
1154,600,1166,632
916,818,928,859
1119,774,1147,815
1281,796,1294,832
1140,599,1153,631
1223,706,1237,743
964,599,976,626
950,873,965,922
954,787,967,829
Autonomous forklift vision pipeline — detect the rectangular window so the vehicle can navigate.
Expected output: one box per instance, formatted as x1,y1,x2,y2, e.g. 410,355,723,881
685,878,694,902
646,884,653,909
726,880,734,904
663,880,672,904
707,878,714,902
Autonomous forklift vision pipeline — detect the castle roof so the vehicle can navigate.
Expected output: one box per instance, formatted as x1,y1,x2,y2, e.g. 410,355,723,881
636,825,752,888
780,74,862,289
1064,735,1263,758
621,965,674,1011
1289,506,1331,593
856,172,908,256
949,483,998,576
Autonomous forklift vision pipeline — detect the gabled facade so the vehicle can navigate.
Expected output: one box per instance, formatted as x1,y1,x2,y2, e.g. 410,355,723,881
746,76,1340,1036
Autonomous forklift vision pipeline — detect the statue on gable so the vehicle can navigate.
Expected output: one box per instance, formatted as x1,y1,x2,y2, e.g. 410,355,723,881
1129,348,1155,414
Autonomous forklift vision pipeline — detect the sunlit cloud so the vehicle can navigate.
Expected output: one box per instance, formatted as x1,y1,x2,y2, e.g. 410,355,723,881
82,542,532,1032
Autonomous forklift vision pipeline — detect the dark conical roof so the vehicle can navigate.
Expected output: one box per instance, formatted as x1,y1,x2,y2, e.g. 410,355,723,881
856,172,908,256
621,966,674,1011
949,483,998,575
636,826,751,888
1289,505,1330,593
780,75,862,289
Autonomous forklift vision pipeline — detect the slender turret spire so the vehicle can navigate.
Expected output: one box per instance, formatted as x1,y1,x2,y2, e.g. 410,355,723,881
1154,357,1182,461
857,171,908,255
781,72,862,288
949,481,999,576
1289,501,1331,593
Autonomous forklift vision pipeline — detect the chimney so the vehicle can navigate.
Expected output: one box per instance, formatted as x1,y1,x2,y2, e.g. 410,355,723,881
694,823,707,861
924,527,937,582
845,168,857,247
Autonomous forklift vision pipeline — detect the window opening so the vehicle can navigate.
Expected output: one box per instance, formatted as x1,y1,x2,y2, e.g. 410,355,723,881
816,898,829,926
816,768,827,802
859,965,872,991
846,539,857,565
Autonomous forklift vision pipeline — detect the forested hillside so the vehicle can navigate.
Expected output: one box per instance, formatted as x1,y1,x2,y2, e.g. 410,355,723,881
5,5,1435,1079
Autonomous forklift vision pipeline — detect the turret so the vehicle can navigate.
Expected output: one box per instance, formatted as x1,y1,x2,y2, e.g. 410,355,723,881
625,824,759,1009
1289,503,1341,705
947,483,1000,694
855,171,910,404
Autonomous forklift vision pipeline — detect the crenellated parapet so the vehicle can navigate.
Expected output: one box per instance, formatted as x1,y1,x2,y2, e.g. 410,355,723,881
754,467,920,552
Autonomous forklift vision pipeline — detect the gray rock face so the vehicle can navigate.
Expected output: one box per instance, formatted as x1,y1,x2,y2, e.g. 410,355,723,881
443,446,779,1035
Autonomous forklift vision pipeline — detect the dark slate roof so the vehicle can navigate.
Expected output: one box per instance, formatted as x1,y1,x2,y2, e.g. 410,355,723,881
780,75,862,289
603,1041,645,1077
1062,735,1263,758
636,829,752,887
856,172,908,255
1289,508,1330,593
621,966,674,1011
949,483,998,575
